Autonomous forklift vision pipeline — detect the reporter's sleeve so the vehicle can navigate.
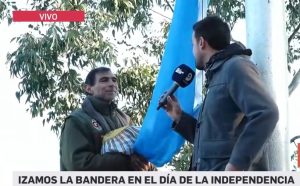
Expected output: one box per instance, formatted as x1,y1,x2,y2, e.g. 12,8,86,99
227,60,279,170
60,117,131,171
172,111,197,143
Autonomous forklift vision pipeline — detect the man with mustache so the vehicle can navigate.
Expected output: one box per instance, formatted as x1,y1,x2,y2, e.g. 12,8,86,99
60,67,152,171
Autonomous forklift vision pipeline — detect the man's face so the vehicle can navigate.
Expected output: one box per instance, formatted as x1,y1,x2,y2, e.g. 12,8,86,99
88,71,118,102
192,32,205,70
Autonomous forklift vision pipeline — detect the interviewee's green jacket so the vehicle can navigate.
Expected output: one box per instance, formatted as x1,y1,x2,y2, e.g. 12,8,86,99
60,96,132,171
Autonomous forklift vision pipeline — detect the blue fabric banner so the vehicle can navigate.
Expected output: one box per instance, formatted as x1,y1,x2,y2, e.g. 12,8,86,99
133,0,199,167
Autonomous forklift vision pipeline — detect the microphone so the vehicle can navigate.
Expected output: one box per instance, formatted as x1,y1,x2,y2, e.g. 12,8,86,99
157,64,195,110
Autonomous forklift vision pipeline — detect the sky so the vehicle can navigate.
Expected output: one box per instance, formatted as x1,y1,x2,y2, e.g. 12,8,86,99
0,2,300,186
0,21,59,185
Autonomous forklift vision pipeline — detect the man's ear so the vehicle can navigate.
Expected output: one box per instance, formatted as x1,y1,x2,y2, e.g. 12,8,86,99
84,84,93,95
199,36,206,49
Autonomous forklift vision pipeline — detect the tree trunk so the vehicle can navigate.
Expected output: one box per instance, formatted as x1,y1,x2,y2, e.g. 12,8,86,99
245,0,289,170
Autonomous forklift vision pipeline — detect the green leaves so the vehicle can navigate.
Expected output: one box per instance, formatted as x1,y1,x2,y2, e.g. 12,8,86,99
284,0,300,96
0,0,15,26
168,142,193,171
3,0,299,170
7,26,85,134
4,0,171,135
286,0,300,73
208,0,245,29
117,63,158,124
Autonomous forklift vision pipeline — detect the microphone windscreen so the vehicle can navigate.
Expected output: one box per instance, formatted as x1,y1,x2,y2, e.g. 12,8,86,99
172,64,195,88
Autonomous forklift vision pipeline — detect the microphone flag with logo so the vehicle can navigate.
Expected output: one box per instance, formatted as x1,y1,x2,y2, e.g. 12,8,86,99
157,64,195,110
133,0,199,167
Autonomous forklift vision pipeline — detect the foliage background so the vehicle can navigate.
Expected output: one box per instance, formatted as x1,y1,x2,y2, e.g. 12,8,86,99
1,0,299,170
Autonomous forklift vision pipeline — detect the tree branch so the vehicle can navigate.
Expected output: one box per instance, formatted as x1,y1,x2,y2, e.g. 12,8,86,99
288,22,300,44
165,0,174,12
149,8,171,20
289,68,300,96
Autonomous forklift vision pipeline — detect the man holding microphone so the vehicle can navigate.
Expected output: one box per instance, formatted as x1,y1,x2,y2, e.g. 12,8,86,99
161,16,279,171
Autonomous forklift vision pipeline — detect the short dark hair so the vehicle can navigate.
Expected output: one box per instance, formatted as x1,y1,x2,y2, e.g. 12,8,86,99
85,67,112,86
193,16,231,50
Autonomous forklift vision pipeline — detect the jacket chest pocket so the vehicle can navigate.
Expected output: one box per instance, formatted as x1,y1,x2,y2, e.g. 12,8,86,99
203,83,228,115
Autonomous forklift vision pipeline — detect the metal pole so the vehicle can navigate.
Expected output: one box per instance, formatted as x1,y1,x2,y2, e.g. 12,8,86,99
195,0,209,108
245,0,289,170
198,0,208,19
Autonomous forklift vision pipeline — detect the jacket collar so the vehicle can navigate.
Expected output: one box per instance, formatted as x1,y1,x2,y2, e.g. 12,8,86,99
87,96,117,115
204,43,252,88
205,42,252,72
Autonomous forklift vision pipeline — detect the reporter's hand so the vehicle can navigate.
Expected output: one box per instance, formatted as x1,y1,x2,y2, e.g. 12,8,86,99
130,154,153,171
161,95,182,123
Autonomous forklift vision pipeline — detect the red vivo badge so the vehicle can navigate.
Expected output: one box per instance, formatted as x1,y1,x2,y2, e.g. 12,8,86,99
13,11,84,22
